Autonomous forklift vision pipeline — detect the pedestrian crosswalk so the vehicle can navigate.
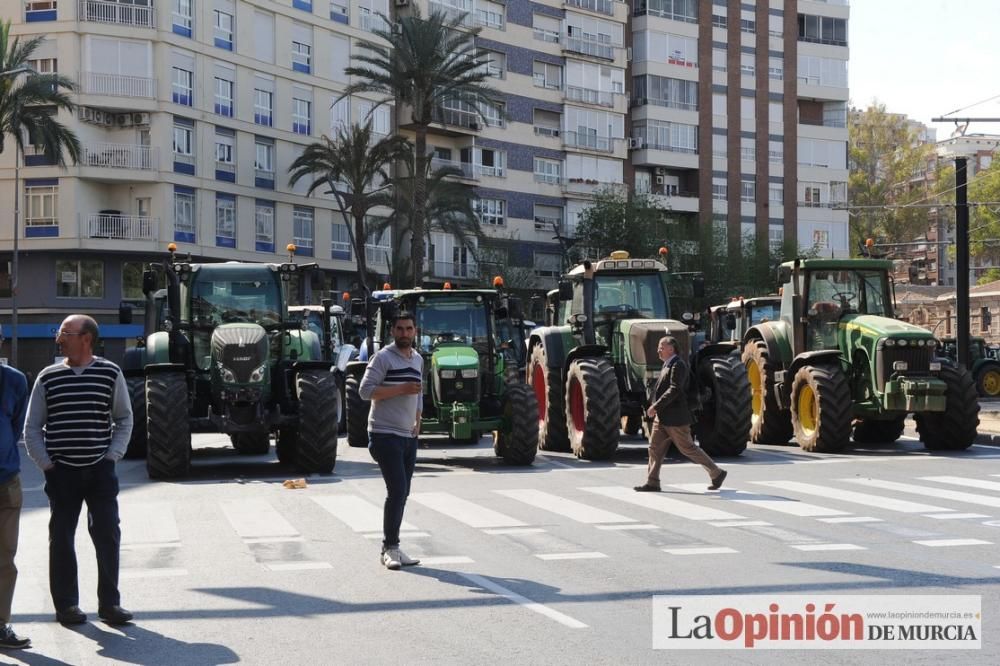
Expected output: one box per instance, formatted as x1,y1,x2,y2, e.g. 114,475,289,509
100,471,1000,581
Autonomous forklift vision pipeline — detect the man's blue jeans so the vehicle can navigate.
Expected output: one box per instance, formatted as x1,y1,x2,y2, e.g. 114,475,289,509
369,433,418,550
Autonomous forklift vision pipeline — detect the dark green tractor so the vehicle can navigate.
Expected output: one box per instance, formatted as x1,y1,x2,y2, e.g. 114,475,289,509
121,244,340,478
527,250,752,460
742,258,979,452
706,296,781,346
344,285,538,466
938,337,1000,397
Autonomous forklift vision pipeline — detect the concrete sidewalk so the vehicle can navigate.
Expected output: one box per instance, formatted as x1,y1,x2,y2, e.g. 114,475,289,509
976,399,1000,445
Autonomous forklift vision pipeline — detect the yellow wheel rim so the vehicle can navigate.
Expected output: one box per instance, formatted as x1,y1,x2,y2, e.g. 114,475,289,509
748,361,763,417
983,370,1000,396
797,384,818,436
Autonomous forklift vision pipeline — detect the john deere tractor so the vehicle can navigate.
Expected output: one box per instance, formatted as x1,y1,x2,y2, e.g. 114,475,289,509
742,257,979,452
527,250,752,460
706,296,782,346
344,282,538,466
122,244,340,478
938,336,1000,397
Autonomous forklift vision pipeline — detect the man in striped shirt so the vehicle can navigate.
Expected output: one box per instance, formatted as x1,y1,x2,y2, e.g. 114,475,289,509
23,315,134,627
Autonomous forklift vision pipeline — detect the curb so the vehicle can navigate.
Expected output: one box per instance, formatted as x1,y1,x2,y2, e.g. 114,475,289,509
975,432,1000,447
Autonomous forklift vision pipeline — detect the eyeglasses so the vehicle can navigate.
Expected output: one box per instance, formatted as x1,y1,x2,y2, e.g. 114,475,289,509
57,329,85,337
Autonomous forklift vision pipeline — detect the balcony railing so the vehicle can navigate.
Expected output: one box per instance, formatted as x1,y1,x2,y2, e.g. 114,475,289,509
83,142,156,170
562,35,616,60
359,10,388,33
563,130,617,153
534,125,561,138
78,0,155,28
428,1,473,27
84,214,157,241
430,157,476,179
437,107,482,130
565,85,615,107
430,260,478,279
631,97,697,112
80,71,156,98
534,173,564,185
563,179,625,195
565,0,614,16
366,244,391,266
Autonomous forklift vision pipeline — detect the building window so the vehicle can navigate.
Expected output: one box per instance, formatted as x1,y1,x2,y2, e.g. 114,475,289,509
741,180,755,203
293,207,315,253
0,261,11,298
172,0,193,37
812,229,830,249
475,148,505,177
255,200,275,251
475,198,506,226
533,61,562,90
769,56,784,81
292,41,312,74
55,260,103,298
532,14,561,43
711,179,727,201
330,1,349,24
174,187,196,242
292,98,311,135
25,1,58,22
121,261,146,300
214,10,234,50
534,157,562,184
769,184,784,204
173,119,195,174
482,50,505,79
24,181,58,228
803,185,822,207
712,13,727,29
254,89,273,126
534,252,561,278
215,194,236,248
331,223,351,260
798,14,848,46
769,227,784,252
482,102,504,128
475,0,506,30
215,127,235,181
215,77,234,116
982,307,992,332
534,204,563,232
254,138,275,187
172,67,193,106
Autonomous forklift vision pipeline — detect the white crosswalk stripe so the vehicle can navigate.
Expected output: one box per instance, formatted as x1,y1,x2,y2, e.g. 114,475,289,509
582,486,746,521
120,502,181,546
841,477,1000,509
410,492,528,528
494,489,637,524
220,499,298,538
920,475,1000,493
668,483,852,517
753,480,951,513
312,494,418,533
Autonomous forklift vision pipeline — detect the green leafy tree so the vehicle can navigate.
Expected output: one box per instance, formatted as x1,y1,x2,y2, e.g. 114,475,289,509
288,121,408,295
342,8,501,286
573,187,668,260
0,20,80,164
849,103,936,251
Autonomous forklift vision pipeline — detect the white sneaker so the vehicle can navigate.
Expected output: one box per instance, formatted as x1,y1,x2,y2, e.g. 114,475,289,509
381,548,401,570
398,549,420,567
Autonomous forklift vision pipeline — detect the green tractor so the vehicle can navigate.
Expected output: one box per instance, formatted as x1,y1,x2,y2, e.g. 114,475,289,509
121,245,340,478
344,283,538,466
938,337,1000,398
706,296,782,346
742,257,979,452
527,250,752,460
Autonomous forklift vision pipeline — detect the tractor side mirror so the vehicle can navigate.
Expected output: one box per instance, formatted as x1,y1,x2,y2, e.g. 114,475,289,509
118,302,133,325
142,269,157,295
692,275,705,299
725,313,736,331
558,280,573,301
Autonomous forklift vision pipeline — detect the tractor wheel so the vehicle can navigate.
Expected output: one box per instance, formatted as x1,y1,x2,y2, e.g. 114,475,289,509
124,377,147,459
976,363,1000,397
694,355,751,457
790,364,852,453
493,383,538,466
529,345,570,452
338,382,348,434
851,417,906,444
743,339,793,445
231,432,270,455
346,374,370,448
565,357,620,460
622,414,642,436
146,372,191,479
294,369,339,473
276,428,296,465
916,365,979,450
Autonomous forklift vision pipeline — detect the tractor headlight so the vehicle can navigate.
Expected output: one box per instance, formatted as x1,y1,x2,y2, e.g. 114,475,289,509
249,363,267,383
916,339,926,347
885,339,896,347
460,368,478,378
218,364,237,383
926,339,937,348
929,361,942,371
893,361,909,371
440,369,456,379
897,339,909,347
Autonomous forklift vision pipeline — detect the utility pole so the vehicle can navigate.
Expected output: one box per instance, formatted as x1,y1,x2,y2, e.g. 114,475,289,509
955,157,970,371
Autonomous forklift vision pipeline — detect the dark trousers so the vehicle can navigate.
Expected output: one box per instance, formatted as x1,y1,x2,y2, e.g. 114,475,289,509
0,475,22,624
43,459,121,610
368,433,418,550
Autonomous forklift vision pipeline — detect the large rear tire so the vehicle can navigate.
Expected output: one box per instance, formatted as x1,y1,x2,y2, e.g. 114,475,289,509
790,364,851,452
346,373,370,448
294,369,339,473
493,383,538,466
146,372,191,479
694,355,751,457
528,345,569,452
565,357,620,460
916,365,979,450
124,377,147,460
851,417,906,444
743,339,793,444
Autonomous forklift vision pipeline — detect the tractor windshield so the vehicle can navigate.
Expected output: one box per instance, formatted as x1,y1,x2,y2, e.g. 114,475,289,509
749,303,780,325
593,273,669,319
806,269,889,317
186,268,283,326
415,296,490,350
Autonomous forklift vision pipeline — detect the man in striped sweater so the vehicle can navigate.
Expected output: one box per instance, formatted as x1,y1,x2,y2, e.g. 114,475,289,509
23,315,134,626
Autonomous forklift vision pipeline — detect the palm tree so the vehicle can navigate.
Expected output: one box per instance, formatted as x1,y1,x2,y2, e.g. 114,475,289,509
342,7,501,287
0,19,80,164
288,121,408,295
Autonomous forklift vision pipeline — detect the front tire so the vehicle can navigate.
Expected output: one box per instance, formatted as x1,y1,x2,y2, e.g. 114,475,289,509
565,357,620,460
124,377,147,460
916,365,979,450
975,363,1000,397
346,373,369,448
294,369,339,473
743,340,793,444
528,345,569,452
146,372,191,479
790,364,852,452
694,355,751,457
493,383,538,466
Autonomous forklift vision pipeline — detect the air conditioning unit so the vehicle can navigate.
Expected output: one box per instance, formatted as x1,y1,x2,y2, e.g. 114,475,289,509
626,47,633,62
627,137,642,149
469,121,480,131
655,167,666,176
115,113,132,127
79,107,96,123
655,175,665,185
93,110,107,125
133,112,151,126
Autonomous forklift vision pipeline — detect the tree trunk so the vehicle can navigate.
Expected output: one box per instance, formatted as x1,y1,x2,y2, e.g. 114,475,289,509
411,127,428,287
353,209,369,295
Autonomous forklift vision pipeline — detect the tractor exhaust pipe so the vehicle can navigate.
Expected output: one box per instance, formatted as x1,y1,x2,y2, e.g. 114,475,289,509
791,258,805,354
582,260,596,345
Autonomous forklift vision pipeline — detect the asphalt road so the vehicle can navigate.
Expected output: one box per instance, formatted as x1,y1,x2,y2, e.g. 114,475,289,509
5,428,999,665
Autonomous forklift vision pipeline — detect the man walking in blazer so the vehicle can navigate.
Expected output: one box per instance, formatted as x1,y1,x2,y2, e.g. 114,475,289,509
635,336,727,492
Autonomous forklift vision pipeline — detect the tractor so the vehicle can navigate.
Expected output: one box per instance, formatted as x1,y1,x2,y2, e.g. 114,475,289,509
121,244,340,478
527,250,752,460
938,336,1000,397
343,281,538,466
742,257,979,452
706,296,781,346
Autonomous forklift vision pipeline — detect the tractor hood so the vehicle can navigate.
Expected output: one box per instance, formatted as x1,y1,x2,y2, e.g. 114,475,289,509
840,314,935,340
211,323,269,384
431,344,480,372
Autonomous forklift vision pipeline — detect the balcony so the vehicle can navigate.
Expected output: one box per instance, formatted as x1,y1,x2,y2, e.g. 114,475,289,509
430,260,478,280
435,107,482,131
562,34,616,60
80,71,156,99
563,178,624,196
430,157,476,180
82,142,157,170
359,10,388,33
565,0,614,16
563,130,617,153
366,244,391,267
83,214,158,241
429,1,473,27
565,85,615,108
78,0,155,28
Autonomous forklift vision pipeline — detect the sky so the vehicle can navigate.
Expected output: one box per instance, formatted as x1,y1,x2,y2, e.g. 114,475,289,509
849,0,1000,135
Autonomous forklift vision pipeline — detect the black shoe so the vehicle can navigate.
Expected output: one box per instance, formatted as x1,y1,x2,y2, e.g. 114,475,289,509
708,470,728,490
98,605,134,626
633,484,661,492
55,606,87,625
0,624,30,649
